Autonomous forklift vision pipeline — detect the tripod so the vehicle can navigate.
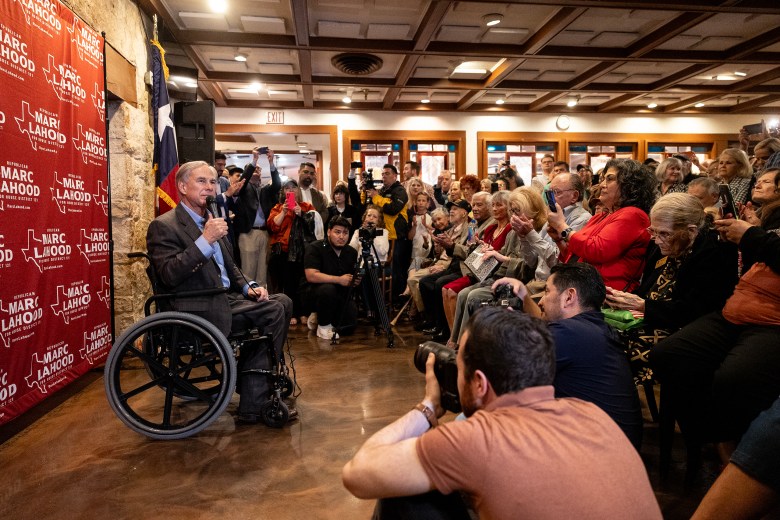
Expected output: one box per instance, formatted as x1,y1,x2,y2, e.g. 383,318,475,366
333,235,394,348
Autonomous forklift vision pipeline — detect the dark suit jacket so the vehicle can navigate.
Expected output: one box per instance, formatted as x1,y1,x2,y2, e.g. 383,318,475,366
234,163,282,234
147,204,244,336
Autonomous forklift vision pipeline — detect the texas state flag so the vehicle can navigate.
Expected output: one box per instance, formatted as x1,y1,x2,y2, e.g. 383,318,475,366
151,40,179,214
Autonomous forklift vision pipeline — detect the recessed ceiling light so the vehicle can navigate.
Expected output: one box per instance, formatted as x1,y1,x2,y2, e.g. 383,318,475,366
566,96,579,108
342,96,352,104
495,99,505,105
714,74,737,81
734,71,747,77
250,82,262,91
483,14,503,27
208,0,227,14
234,53,247,62
694,102,705,108
647,102,658,109
421,98,430,104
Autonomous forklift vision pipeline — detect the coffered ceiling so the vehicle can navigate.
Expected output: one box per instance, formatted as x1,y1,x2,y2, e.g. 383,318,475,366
136,0,780,114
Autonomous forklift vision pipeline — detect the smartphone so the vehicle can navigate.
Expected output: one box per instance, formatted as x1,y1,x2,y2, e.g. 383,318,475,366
491,182,499,194
742,122,763,135
545,190,557,213
286,191,296,211
718,184,738,219
350,161,363,169
258,146,269,155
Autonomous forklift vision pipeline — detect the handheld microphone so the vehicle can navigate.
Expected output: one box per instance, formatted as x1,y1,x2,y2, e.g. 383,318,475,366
205,195,220,218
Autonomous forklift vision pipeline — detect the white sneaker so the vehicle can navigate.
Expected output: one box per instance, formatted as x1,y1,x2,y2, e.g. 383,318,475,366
307,312,318,331
316,324,338,340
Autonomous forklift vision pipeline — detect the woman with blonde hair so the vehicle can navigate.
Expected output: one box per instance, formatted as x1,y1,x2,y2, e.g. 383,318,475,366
655,157,687,196
717,148,755,205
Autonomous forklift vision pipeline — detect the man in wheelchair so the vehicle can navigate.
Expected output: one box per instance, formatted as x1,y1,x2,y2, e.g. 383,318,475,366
147,160,294,424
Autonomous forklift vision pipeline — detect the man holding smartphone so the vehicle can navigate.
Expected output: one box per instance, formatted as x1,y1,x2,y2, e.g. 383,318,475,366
234,147,281,286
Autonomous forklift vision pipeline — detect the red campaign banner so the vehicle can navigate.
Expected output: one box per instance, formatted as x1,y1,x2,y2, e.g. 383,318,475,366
0,0,111,425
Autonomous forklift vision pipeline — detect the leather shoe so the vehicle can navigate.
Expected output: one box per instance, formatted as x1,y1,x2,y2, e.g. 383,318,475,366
414,321,432,331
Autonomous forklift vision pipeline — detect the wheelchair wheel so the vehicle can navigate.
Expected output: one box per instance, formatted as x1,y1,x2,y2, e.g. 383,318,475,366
260,399,289,428
105,312,236,440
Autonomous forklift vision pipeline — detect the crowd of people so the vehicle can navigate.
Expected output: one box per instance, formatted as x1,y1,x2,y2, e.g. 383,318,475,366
150,132,780,518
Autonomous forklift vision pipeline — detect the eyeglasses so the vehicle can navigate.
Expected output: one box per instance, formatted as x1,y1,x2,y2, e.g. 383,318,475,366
646,227,675,242
549,188,575,196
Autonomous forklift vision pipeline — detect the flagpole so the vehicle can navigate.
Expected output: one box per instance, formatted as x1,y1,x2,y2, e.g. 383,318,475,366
153,14,158,42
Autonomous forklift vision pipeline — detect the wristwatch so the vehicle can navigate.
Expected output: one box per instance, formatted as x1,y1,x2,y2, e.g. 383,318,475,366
560,227,574,241
414,402,438,428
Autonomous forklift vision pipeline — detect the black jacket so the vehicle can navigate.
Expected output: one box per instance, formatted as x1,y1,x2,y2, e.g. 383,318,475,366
234,163,281,234
637,229,738,330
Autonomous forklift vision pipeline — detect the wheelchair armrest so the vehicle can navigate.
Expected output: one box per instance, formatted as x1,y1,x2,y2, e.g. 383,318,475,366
144,287,229,316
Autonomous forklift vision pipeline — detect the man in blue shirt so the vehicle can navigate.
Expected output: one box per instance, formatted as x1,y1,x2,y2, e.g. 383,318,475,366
493,262,642,448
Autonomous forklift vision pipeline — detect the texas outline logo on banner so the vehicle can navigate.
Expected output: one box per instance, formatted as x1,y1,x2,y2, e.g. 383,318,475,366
72,123,107,164
80,322,111,365
0,20,36,78
14,101,67,152
92,179,108,215
76,228,108,264
67,17,102,67
1,160,42,210
25,341,75,394
21,228,71,273
91,83,104,122
12,0,63,38
49,281,90,324
43,54,87,104
0,292,43,348
50,171,91,213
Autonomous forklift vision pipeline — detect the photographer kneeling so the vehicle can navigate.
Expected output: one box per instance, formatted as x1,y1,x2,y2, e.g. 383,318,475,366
492,262,642,449
342,307,660,520
303,216,359,340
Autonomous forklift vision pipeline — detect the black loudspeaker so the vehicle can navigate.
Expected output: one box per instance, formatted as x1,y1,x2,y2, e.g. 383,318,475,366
173,100,215,164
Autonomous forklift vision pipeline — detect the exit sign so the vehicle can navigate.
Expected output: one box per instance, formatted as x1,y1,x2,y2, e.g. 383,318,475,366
267,111,284,124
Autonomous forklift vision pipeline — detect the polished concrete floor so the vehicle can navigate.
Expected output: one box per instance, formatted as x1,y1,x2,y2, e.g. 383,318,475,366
0,320,718,520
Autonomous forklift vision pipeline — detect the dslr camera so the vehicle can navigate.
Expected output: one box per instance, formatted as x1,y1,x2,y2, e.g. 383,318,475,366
358,223,382,242
413,342,461,413
480,283,523,310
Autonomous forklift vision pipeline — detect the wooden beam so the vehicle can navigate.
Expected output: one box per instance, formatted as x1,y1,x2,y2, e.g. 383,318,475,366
729,95,780,113
519,6,586,55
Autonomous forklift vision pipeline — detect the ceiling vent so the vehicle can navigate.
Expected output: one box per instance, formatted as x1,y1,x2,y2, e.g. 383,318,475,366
331,53,383,75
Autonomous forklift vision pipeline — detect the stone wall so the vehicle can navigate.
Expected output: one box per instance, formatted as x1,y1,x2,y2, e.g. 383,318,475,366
62,0,155,334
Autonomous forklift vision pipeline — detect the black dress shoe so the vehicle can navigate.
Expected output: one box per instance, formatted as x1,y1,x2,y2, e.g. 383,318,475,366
414,321,432,331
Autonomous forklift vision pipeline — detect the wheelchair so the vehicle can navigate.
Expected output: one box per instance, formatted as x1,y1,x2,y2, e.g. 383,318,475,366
104,253,295,440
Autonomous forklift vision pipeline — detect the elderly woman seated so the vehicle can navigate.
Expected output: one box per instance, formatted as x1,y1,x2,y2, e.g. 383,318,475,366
605,193,739,384
445,187,546,347
740,168,780,233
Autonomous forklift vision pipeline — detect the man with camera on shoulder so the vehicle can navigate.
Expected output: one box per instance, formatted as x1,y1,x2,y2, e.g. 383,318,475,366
342,306,660,520
364,164,410,305
492,262,643,448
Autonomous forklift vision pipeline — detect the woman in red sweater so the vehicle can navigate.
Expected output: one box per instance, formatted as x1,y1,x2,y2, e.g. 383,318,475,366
547,159,656,292
268,179,316,325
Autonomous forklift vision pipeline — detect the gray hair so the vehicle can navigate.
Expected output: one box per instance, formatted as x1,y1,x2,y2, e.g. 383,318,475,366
176,160,212,186
688,176,719,197
650,193,705,230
